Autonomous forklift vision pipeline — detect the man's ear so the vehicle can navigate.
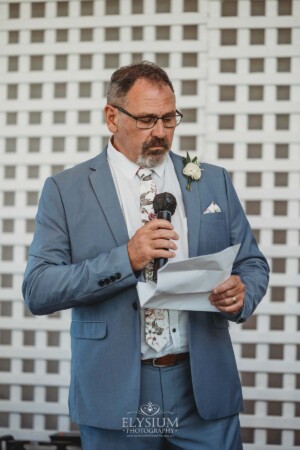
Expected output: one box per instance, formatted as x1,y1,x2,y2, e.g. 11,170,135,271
104,105,118,133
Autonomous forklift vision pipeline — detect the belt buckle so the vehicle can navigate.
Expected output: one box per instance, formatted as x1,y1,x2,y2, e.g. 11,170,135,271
152,357,173,368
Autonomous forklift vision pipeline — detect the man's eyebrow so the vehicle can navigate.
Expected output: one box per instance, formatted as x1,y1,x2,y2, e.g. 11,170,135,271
136,110,176,118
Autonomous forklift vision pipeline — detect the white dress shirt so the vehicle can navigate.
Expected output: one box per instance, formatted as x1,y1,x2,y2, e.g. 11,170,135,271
107,139,189,359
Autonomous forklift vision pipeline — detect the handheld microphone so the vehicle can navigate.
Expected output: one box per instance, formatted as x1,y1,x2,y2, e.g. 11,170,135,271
153,192,177,281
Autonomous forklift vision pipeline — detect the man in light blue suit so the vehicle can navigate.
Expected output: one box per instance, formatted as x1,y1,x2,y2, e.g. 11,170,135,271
23,62,269,450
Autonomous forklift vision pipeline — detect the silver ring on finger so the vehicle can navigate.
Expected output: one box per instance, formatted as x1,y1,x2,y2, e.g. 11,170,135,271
232,296,237,304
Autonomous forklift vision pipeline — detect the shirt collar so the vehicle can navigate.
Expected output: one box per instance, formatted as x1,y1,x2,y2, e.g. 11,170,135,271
107,138,167,179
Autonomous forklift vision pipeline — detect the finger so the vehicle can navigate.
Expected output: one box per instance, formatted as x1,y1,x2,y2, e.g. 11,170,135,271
212,277,239,295
146,219,174,231
212,294,240,308
209,286,242,302
151,239,177,251
150,229,179,241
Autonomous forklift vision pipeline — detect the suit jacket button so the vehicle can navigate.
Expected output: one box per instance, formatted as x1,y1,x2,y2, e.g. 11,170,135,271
98,279,105,286
104,278,110,285
132,302,138,311
110,275,116,282
115,272,121,280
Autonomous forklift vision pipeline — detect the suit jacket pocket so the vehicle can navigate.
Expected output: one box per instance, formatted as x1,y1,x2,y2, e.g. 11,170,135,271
70,321,107,339
212,314,229,329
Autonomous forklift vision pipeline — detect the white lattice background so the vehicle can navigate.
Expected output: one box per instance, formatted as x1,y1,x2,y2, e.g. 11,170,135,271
0,0,299,448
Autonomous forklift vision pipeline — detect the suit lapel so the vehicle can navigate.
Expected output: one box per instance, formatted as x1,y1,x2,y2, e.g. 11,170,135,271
170,152,201,258
89,149,129,246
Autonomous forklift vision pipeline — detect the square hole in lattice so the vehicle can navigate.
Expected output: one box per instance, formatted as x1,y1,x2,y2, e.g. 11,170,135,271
267,429,282,445
30,83,43,99
0,385,10,400
9,2,20,18
46,386,59,402
156,26,170,40
47,360,59,374
56,29,68,42
104,54,119,69
22,360,34,375
52,137,65,152
78,81,92,98
132,53,144,63
249,86,264,101
220,29,237,45
53,111,66,124
276,114,289,130
0,331,11,345
241,428,254,443
272,258,286,273
105,0,119,14
8,56,18,72
249,58,264,72
7,84,18,99
26,219,35,233
4,166,16,179
27,192,39,205
181,80,197,95
278,0,292,15
270,315,284,330
132,0,143,13
273,230,287,244
183,25,198,40
220,59,236,73
1,246,13,261
55,55,68,70
240,371,255,387
180,137,196,152
252,229,260,243
248,115,263,130
271,287,285,302
275,144,289,158
77,137,90,152
54,83,67,98
47,331,60,347
0,301,12,317
276,85,290,100
156,0,171,13
22,386,34,401
29,112,42,124
218,143,234,158
181,109,197,123
23,331,35,346
9,30,19,43
277,57,291,72
221,1,238,16
268,373,283,389
278,28,292,44
250,0,265,16
182,53,197,67
51,165,65,175
219,115,235,129
81,0,94,15
78,111,91,124
3,193,15,206
183,0,198,12
31,30,44,43
275,172,288,187
28,137,40,153
250,29,265,45
243,400,255,415
132,27,143,40
5,138,16,153
219,86,236,101
6,112,17,125
295,430,300,446
2,219,14,233
246,172,261,187
0,359,11,372
31,2,45,18
156,53,170,67
241,344,256,358
27,166,40,179
80,28,93,41
269,344,284,359
80,54,93,70
242,315,257,330
45,414,58,430
0,413,9,428
21,414,33,429
105,27,120,41
245,201,261,215
57,1,68,16
268,401,283,416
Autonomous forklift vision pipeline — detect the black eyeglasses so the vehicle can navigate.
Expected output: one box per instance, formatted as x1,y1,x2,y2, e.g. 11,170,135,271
111,105,183,129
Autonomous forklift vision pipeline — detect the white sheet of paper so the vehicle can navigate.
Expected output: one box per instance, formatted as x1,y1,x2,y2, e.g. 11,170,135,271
137,244,241,312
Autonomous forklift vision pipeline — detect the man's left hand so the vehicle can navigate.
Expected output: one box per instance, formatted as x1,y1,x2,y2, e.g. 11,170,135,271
209,275,245,314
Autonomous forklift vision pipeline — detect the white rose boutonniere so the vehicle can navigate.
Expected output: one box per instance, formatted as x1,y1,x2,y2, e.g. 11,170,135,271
182,152,202,191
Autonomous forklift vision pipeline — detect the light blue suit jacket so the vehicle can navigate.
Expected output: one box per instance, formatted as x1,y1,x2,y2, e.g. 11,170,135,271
23,149,269,429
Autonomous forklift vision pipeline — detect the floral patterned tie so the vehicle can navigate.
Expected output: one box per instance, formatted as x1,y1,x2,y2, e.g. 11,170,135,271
137,168,170,352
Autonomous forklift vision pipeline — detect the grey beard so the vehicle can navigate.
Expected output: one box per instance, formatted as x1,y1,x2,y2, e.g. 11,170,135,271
136,150,168,168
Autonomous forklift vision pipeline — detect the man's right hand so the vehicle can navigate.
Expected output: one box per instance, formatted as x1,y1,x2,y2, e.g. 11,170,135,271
127,219,179,272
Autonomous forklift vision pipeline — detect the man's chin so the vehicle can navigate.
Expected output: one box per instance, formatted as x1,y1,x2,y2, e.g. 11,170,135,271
137,150,169,168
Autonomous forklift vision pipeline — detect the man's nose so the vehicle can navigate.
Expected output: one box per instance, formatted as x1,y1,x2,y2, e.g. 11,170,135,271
152,118,166,137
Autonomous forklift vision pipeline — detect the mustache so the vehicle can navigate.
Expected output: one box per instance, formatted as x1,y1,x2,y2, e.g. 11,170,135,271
142,137,170,152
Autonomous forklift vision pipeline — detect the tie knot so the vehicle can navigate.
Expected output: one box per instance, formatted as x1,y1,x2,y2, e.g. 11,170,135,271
137,167,153,181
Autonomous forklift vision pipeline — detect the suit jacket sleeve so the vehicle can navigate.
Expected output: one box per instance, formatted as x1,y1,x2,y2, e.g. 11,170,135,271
221,168,269,323
22,177,138,315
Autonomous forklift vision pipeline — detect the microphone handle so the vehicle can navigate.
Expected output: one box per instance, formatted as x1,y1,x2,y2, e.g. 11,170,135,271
153,210,172,282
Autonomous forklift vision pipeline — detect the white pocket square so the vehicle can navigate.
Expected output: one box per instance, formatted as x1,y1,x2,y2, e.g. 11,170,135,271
203,202,222,214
